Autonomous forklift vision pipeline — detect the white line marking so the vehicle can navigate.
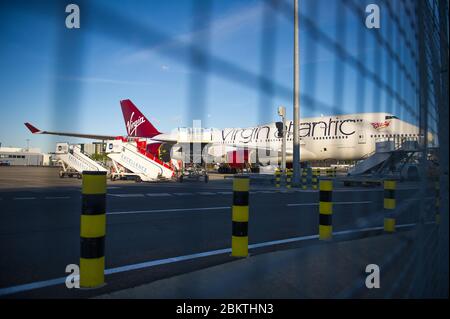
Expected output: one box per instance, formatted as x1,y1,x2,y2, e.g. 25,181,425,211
146,193,172,197
250,191,277,194
108,194,145,198
44,196,71,200
286,203,317,207
286,201,372,207
0,277,66,297
0,222,419,297
334,187,419,193
334,201,373,205
107,206,230,216
173,193,194,196
197,192,217,195
13,197,36,200
217,192,232,195
405,196,434,201
334,189,382,192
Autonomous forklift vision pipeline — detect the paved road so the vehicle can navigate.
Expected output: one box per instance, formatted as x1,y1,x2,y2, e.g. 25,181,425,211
98,228,436,299
0,178,435,298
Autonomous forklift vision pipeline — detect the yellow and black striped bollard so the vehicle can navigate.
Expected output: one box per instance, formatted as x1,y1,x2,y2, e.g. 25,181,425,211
232,176,249,257
435,181,440,225
319,179,333,240
312,169,318,190
274,169,281,188
384,180,396,232
301,168,308,190
80,171,107,288
286,169,292,189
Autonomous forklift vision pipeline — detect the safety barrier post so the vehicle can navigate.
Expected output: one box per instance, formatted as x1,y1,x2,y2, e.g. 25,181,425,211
286,169,292,189
80,171,107,288
301,168,308,190
232,175,249,257
384,180,396,232
435,181,440,225
319,179,333,240
274,168,281,188
312,169,318,190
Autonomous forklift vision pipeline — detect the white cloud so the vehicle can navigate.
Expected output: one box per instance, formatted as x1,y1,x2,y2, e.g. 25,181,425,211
121,2,265,64
59,76,153,86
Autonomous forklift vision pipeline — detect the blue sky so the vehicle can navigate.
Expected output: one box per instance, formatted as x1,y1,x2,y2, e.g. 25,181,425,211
0,0,420,152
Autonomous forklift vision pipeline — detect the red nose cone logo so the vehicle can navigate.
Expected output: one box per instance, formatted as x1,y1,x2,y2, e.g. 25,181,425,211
371,121,390,130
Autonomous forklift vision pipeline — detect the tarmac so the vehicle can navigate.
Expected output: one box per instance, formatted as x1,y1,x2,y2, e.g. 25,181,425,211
0,166,439,298
96,228,431,298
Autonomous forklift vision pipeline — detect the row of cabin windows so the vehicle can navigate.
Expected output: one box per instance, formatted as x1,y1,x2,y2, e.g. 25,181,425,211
221,135,353,143
370,133,421,138
0,154,26,159
353,117,401,122
221,138,299,143
312,136,349,140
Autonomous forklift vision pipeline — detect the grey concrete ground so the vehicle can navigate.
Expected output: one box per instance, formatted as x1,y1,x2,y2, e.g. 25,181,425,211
97,228,430,299
0,166,227,189
0,167,437,298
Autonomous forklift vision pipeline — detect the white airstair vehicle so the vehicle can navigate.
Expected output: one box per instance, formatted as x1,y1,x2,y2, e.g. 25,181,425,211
348,137,421,177
105,139,174,182
55,143,108,178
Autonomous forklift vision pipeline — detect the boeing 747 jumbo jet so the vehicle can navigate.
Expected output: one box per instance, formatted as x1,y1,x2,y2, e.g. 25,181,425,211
25,99,431,169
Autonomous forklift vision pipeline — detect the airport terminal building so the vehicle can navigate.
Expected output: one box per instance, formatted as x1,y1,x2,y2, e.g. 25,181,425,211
0,147,47,166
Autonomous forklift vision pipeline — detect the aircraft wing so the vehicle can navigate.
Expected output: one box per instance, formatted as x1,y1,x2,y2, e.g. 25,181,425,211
24,122,117,140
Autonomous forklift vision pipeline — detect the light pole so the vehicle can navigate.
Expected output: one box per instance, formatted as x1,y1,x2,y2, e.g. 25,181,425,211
278,106,287,176
292,0,301,185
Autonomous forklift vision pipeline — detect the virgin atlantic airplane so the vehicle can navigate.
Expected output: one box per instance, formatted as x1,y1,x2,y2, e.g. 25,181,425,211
25,99,429,166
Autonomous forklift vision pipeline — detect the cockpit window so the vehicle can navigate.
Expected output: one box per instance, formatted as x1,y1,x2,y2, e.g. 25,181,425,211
385,115,399,120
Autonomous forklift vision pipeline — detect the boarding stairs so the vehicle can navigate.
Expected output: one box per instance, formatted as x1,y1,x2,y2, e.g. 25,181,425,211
106,138,174,182
348,137,420,176
55,143,108,176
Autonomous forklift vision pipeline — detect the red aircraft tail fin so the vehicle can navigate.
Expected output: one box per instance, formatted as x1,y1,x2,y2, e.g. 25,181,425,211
120,99,161,138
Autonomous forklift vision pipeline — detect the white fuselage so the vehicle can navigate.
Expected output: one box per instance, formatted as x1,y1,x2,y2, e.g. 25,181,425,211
154,112,429,164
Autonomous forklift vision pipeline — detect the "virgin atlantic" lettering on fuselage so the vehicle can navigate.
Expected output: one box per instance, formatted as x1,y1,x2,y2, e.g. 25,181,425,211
221,118,357,143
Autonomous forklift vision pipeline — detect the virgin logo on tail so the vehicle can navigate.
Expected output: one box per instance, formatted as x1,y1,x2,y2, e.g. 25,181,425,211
127,112,146,136
121,99,161,138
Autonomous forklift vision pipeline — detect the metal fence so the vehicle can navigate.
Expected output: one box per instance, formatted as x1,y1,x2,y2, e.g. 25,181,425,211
5,0,448,297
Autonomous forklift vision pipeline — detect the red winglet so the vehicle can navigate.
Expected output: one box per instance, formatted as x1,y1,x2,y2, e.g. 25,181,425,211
24,122,40,134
